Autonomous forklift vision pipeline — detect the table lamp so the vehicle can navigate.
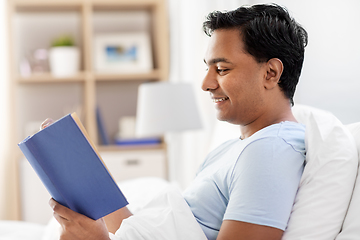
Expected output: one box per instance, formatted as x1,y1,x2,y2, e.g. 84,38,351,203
136,82,202,137
135,82,203,185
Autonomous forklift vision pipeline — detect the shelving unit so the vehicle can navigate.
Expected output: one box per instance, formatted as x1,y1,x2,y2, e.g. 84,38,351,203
7,0,169,222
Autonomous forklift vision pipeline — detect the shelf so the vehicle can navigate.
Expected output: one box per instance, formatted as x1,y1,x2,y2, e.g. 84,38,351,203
93,0,157,10
12,0,161,12
95,69,161,81
98,143,166,152
13,1,82,12
8,0,169,222
16,72,86,83
16,70,164,83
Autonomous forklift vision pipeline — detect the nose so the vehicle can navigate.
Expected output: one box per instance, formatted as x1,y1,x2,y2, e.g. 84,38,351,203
201,69,219,92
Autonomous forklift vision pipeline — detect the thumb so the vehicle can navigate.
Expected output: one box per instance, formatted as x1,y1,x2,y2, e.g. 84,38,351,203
41,118,54,130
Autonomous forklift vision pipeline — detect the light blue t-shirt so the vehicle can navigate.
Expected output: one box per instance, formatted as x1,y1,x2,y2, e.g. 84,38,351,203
183,122,306,240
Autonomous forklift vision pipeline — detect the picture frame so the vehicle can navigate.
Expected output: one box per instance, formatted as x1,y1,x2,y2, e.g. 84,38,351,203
94,32,153,73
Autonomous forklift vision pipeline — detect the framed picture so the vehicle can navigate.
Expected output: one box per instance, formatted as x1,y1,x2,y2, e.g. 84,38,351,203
94,32,153,73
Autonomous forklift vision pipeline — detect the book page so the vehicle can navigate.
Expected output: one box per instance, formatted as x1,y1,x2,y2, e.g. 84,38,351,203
70,112,114,178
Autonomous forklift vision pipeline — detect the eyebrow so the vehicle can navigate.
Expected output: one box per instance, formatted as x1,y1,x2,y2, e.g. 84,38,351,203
204,57,233,65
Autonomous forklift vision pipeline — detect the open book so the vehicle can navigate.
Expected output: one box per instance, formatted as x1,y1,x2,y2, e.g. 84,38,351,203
18,113,128,220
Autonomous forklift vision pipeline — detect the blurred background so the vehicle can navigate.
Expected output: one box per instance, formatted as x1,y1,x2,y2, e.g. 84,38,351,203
0,0,359,223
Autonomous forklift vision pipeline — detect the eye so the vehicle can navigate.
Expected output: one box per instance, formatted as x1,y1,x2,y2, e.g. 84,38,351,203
216,68,229,75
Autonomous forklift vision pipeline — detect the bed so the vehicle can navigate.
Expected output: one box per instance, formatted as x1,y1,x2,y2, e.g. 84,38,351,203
0,220,45,240
1,104,360,240
0,177,173,240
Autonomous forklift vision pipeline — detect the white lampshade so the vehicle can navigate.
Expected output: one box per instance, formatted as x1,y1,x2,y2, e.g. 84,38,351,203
136,82,202,137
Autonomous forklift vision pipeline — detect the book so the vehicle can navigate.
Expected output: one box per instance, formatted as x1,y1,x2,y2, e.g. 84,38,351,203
96,106,110,145
18,113,128,220
115,137,161,146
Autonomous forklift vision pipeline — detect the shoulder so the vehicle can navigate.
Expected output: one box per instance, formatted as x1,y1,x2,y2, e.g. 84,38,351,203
242,121,306,158
225,138,305,230
225,124,306,231
230,122,306,182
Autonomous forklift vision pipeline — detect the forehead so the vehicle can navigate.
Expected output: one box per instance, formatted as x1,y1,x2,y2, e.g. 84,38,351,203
205,29,247,63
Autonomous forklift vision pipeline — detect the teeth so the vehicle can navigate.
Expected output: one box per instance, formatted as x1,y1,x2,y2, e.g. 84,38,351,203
213,97,229,103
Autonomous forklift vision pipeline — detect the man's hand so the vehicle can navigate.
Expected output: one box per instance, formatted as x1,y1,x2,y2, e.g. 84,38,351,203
49,198,110,240
40,118,54,130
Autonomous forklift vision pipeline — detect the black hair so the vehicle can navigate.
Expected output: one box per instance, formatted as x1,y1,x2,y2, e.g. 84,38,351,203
203,4,308,106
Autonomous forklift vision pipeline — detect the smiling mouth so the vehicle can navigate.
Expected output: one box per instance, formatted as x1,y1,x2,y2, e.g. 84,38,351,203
212,97,229,103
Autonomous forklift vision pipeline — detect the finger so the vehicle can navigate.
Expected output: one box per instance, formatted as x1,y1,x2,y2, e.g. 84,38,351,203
53,211,69,225
49,198,59,210
49,198,77,221
40,118,54,130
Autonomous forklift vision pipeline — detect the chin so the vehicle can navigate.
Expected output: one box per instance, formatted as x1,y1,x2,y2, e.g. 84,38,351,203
216,115,234,124
216,114,227,122
217,115,243,126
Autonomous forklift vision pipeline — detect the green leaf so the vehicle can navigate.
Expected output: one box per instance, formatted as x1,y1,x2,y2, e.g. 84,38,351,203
51,35,75,47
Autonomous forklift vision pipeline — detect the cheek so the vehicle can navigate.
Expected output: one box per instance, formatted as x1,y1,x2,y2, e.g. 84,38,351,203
221,70,264,100
220,75,243,94
231,78,265,109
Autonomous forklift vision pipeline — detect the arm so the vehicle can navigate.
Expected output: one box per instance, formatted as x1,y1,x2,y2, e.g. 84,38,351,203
103,206,133,233
216,137,304,240
217,220,283,240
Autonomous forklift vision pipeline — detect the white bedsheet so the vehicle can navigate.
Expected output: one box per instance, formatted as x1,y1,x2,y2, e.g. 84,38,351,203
111,185,207,240
0,178,207,240
39,177,207,240
0,220,45,240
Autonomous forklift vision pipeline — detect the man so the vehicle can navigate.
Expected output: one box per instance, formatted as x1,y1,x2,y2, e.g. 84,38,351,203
49,3,308,240
182,4,307,240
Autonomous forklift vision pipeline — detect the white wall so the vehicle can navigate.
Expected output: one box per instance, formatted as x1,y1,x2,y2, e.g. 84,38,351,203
251,0,360,124
167,0,249,189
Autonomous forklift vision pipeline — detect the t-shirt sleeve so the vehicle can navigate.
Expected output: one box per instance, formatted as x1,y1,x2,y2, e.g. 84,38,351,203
223,137,304,230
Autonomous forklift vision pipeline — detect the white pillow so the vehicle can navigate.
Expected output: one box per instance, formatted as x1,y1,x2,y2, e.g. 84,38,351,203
335,122,360,240
283,105,358,240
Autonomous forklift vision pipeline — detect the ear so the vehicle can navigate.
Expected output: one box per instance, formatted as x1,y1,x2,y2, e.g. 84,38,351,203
264,58,283,90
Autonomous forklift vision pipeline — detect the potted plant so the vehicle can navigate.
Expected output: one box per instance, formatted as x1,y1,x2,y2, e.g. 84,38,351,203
49,35,80,77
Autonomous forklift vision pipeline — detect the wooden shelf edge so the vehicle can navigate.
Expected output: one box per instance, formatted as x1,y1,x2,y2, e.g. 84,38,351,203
95,69,161,81
11,1,82,12
98,143,166,152
16,69,163,83
11,0,81,4
16,72,86,83
11,0,160,10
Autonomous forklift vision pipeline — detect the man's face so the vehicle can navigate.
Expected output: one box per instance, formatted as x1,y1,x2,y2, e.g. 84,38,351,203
202,29,268,126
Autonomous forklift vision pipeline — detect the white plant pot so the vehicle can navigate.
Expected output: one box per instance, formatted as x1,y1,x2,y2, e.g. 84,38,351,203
49,47,80,77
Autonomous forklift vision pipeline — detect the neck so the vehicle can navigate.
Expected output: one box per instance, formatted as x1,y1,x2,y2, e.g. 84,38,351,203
240,101,296,139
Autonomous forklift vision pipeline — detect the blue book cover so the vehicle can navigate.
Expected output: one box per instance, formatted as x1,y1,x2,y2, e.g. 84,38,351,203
18,113,128,220
96,107,110,145
115,137,161,146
